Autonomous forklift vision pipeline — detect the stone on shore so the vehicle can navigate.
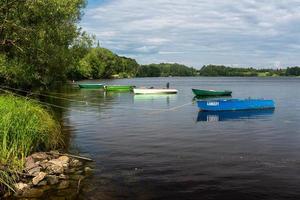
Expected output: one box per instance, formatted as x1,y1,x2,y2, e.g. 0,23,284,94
4,151,93,199
27,166,42,176
58,156,70,164
14,182,30,192
31,152,49,162
70,159,82,167
47,175,59,185
32,172,47,185
46,164,64,175
25,156,37,171
84,166,93,174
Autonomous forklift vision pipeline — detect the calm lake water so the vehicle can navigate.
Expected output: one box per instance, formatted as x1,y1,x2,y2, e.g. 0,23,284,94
51,77,300,200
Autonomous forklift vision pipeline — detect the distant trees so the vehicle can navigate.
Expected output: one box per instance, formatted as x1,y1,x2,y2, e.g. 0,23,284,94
137,63,198,77
199,65,258,76
286,67,300,76
198,65,288,77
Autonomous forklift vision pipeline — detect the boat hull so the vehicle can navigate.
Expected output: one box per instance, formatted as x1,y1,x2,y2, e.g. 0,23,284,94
192,89,232,97
78,84,104,89
134,88,178,95
197,99,275,111
104,85,134,92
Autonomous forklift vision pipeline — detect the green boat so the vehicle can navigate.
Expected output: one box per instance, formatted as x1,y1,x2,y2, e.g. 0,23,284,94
192,88,232,97
104,85,135,92
78,83,104,89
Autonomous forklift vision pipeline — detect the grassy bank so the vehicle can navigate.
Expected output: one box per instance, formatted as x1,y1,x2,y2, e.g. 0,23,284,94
0,95,62,194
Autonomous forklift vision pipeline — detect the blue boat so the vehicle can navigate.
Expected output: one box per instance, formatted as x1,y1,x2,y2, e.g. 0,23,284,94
197,99,275,111
197,109,274,122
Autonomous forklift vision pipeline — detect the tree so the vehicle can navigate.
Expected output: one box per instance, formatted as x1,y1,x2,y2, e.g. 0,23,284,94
0,0,86,88
286,67,300,76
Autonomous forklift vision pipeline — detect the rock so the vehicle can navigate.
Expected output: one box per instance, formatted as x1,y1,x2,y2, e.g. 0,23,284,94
31,152,49,162
84,167,93,174
50,150,60,156
37,180,47,186
69,159,82,167
47,158,68,174
48,159,64,166
14,182,30,192
47,175,59,185
27,166,41,176
32,172,47,186
57,180,70,190
25,156,37,170
40,160,51,170
46,164,64,175
58,156,70,164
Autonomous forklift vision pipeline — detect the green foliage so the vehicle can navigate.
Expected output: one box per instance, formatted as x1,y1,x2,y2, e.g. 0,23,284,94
137,65,161,77
199,65,286,77
0,0,86,87
0,54,39,88
67,32,95,80
286,67,300,76
73,47,139,80
137,63,197,77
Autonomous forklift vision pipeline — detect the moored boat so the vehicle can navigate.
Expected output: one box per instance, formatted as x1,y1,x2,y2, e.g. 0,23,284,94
78,83,104,89
104,85,135,92
134,88,178,95
197,99,275,111
192,89,232,97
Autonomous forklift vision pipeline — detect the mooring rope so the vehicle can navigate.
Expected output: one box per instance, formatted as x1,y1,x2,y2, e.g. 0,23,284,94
0,85,168,112
0,88,95,114
0,85,196,115
148,102,193,115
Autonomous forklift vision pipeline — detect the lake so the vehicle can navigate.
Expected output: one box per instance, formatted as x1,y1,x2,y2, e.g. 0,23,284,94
50,77,300,200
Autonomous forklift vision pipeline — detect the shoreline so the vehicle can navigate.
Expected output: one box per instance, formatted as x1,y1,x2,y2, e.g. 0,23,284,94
1,151,93,199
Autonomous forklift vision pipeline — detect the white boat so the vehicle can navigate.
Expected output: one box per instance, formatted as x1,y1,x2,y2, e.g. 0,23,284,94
133,88,178,95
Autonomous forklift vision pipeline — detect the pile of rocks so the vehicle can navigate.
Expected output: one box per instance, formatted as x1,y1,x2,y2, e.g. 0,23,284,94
8,151,93,199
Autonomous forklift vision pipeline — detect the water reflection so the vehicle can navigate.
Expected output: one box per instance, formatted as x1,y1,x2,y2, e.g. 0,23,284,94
197,109,275,122
133,94,177,106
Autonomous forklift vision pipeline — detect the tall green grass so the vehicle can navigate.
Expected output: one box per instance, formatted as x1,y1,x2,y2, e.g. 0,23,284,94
0,95,62,194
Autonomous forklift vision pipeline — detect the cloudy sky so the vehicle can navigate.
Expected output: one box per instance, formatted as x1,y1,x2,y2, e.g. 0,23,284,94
81,0,300,68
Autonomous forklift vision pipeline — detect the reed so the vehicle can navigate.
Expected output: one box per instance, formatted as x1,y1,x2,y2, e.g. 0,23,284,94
0,94,62,193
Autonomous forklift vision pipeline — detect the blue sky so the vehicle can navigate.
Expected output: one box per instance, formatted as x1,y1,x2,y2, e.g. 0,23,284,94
81,0,300,68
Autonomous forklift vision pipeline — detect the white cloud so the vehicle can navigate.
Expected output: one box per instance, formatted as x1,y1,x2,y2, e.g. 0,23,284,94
81,0,300,68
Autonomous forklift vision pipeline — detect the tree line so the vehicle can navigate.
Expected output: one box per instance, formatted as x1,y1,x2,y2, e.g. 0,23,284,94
0,0,299,90
198,65,300,77
137,63,198,77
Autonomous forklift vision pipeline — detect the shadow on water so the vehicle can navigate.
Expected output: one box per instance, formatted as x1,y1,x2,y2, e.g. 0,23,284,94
197,109,275,122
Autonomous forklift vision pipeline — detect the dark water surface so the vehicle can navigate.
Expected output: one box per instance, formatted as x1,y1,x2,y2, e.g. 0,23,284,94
54,77,300,200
